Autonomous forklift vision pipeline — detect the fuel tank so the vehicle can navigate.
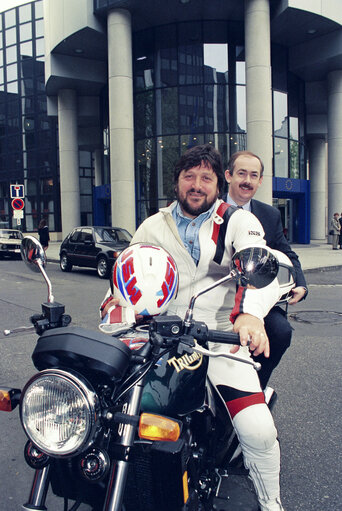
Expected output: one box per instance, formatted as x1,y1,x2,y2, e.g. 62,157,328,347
141,344,208,416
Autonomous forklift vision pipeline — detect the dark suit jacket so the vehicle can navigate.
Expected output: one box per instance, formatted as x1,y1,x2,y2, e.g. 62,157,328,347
250,199,307,289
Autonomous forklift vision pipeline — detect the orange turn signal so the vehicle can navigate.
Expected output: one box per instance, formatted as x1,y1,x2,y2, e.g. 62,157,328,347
0,388,20,412
138,413,181,442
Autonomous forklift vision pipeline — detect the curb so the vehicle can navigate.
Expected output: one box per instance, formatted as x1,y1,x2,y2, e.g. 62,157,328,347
303,264,342,274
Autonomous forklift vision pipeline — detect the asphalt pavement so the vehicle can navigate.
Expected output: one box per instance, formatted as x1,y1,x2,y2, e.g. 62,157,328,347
44,239,342,273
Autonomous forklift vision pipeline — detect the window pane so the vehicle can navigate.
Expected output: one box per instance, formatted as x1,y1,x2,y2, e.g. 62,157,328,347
204,84,229,133
7,81,18,93
203,43,228,84
36,38,45,56
156,135,178,200
274,137,288,177
273,90,288,136
35,19,44,38
136,138,157,220
19,42,32,60
5,10,16,28
289,116,298,140
133,30,154,91
229,133,246,155
6,45,17,64
80,151,91,167
236,46,246,84
80,177,92,194
20,23,32,42
180,133,204,150
289,140,299,178
155,25,177,88
19,4,32,23
35,1,44,19
236,85,246,132
179,85,204,134
6,63,17,81
158,87,178,136
135,90,155,139
5,27,16,46
178,22,202,85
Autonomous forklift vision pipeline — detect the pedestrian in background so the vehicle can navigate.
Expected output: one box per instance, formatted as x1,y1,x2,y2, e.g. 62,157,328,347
330,213,340,250
38,218,50,253
339,212,342,249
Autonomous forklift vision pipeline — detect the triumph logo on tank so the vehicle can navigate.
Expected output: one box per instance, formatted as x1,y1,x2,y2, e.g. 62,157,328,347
167,351,203,373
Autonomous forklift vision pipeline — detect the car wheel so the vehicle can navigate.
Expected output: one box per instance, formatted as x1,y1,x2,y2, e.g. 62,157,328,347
60,253,72,272
97,256,109,279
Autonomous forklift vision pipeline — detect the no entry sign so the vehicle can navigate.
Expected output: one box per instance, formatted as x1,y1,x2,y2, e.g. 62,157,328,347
11,198,25,210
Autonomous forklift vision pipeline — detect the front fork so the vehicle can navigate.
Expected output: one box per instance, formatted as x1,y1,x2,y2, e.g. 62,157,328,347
103,378,145,511
22,465,50,511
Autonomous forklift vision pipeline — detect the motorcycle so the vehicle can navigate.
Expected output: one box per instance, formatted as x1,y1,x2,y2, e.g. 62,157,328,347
0,236,291,511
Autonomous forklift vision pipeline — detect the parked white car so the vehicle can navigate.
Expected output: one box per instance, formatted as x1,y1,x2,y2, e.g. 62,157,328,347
0,229,23,258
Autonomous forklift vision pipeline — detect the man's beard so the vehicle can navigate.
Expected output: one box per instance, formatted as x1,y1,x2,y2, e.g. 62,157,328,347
176,187,218,217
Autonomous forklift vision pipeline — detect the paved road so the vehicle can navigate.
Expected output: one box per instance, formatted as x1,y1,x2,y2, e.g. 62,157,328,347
0,260,341,511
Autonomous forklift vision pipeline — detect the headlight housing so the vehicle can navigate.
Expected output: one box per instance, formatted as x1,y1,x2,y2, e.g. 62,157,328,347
20,369,100,457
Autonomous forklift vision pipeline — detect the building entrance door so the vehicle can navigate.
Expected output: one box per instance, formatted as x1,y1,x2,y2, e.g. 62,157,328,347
273,198,294,243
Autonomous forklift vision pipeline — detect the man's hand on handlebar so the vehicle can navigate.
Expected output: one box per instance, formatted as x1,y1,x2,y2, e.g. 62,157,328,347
231,313,269,358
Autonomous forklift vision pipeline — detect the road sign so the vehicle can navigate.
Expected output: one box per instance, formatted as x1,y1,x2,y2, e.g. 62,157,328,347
13,209,24,219
10,184,24,199
11,198,25,210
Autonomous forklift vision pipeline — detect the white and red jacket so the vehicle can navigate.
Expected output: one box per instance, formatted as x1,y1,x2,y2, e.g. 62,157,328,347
129,199,280,331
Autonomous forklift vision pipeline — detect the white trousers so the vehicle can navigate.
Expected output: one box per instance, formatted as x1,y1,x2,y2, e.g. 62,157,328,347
207,343,281,505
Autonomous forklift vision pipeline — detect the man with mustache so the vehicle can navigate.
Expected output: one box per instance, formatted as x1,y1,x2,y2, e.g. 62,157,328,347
225,150,307,389
101,144,286,510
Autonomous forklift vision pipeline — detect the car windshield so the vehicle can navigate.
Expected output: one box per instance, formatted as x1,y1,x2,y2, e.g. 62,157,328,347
95,228,132,243
0,229,23,240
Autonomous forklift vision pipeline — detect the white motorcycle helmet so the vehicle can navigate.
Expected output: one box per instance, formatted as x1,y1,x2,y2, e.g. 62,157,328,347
271,249,296,303
112,243,179,315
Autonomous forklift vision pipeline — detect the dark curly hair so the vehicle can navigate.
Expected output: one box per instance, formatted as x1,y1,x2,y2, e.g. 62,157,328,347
174,144,224,193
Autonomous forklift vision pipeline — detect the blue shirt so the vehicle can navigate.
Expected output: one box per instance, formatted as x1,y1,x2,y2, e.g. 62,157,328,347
172,202,215,265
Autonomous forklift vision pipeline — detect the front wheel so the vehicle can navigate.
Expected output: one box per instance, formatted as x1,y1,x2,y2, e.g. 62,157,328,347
97,256,109,278
60,253,72,272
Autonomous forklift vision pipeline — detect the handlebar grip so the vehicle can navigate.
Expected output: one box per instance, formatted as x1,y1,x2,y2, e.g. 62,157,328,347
208,330,240,345
207,329,240,345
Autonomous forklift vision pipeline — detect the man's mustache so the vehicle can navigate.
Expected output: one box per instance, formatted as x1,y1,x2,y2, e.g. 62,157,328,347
187,188,206,196
239,183,253,190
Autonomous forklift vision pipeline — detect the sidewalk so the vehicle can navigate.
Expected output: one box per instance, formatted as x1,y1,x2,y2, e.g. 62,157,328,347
45,240,342,272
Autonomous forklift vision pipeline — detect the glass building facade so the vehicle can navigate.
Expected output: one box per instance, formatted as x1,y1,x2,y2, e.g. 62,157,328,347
0,0,58,231
0,1,308,238
0,0,94,233
131,22,306,225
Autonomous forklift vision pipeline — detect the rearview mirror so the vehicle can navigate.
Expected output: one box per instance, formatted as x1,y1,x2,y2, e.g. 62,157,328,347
233,247,279,289
21,236,46,273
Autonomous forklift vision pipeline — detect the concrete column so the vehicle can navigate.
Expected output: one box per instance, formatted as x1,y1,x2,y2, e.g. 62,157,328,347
58,89,80,238
327,70,342,224
94,149,102,187
107,9,136,234
244,0,273,204
308,138,327,240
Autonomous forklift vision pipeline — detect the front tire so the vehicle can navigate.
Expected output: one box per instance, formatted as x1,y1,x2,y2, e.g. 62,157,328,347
60,253,72,272
97,256,109,278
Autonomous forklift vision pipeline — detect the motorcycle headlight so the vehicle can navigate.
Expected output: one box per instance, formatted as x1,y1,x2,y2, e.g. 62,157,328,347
20,369,100,457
